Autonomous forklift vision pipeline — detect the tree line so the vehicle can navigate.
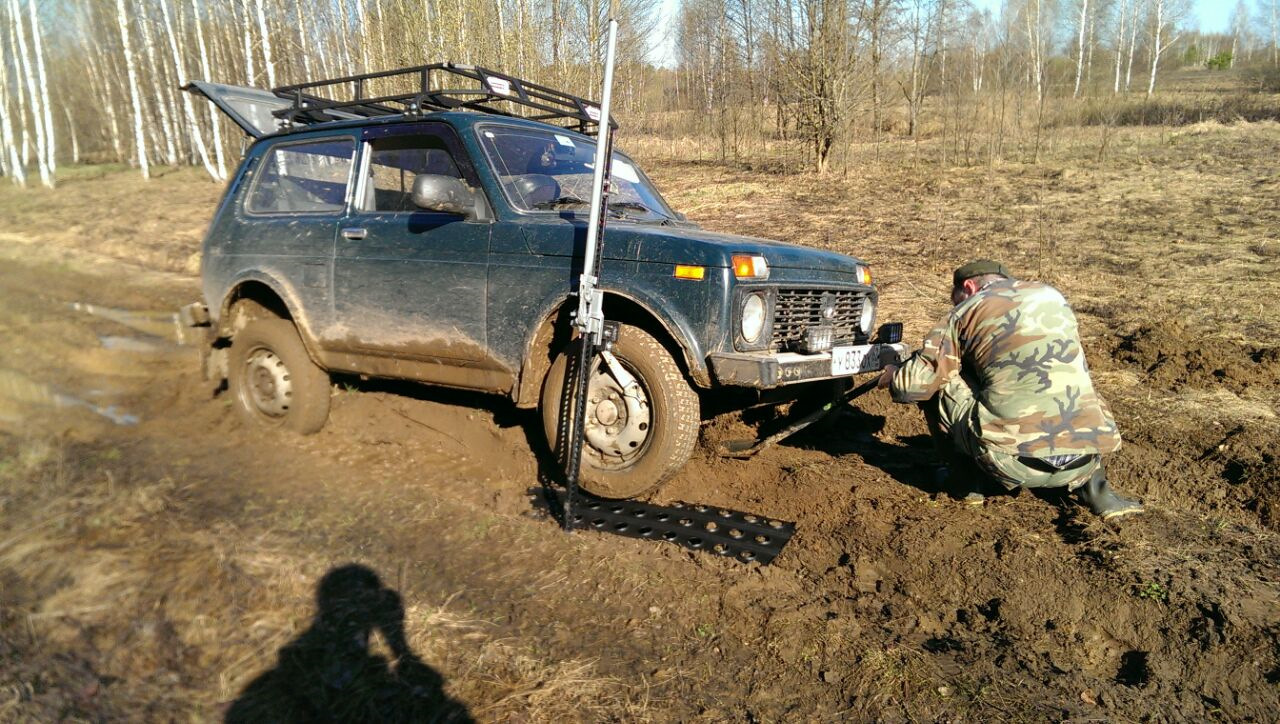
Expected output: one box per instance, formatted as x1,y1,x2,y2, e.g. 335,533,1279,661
2,0,1279,187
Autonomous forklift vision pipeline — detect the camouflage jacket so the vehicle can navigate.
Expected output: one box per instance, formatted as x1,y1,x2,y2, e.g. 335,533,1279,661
889,279,1121,457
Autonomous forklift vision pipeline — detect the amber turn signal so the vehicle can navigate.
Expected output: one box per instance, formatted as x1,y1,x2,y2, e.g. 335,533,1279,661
674,265,705,280
732,254,769,280
857,265,872,285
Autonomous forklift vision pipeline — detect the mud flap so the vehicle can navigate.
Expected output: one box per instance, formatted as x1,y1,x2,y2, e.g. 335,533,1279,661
538,491,796,565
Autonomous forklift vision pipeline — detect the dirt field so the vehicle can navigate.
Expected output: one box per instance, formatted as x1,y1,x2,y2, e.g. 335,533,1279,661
1,120,1278,721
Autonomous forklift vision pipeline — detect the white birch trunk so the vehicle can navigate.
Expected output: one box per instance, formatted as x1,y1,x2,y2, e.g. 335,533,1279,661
10,0,50,186
26,0,54,181
1147,0,1163,97
138,4,178,165
1073,0,1089,97
161,0,218,180
295,0,314,79
0,35,25,186
1113,0,1126,93
1125,0,1138,92
7,1,29,167
63,106,79,164
356,0,369,70
254,0,276,86
192,0,226,179
240,0,256,85
116,0,150,179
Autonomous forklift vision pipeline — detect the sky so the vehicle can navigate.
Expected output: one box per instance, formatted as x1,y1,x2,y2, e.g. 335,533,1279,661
651,0,1241,67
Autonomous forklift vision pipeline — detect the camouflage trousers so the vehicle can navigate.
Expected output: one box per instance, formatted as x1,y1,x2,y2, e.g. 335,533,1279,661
921,376,1101,491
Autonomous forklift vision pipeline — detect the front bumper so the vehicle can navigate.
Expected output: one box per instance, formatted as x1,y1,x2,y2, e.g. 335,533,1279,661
709,342,909,389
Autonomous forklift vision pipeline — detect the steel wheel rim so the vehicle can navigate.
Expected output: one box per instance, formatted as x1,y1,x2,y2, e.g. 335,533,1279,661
241,346,292,419
582,359,653,469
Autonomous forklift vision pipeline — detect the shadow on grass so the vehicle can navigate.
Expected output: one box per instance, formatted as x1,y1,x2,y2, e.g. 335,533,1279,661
225,563,473,723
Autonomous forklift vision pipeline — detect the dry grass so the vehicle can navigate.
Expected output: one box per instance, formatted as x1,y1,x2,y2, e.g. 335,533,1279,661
0,435,648,720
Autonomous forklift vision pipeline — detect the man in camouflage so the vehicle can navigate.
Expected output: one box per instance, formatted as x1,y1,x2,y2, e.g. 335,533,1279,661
877,260,1144,519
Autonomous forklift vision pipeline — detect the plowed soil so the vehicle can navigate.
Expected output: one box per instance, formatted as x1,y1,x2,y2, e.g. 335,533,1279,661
1,122,1278,720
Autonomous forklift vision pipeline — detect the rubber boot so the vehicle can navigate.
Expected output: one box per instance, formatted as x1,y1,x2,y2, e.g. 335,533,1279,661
1075,468,1145,520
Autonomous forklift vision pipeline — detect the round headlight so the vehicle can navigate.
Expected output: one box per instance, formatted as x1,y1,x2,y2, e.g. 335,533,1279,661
741,293,766,343
859,299,876,337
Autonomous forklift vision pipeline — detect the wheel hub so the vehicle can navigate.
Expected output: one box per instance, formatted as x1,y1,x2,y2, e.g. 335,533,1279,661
244,348,292,417
583,365,651,465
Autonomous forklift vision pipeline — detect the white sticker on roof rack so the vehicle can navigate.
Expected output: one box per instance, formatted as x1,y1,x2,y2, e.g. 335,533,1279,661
585,106,601,121
486,77,512,96
554,134,575,148
611,160,639,183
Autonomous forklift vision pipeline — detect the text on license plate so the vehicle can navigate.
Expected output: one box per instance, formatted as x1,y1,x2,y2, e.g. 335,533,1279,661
831,345,871,376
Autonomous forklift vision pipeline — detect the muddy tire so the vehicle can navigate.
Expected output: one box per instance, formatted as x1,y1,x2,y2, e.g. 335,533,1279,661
540,323,699,499
230,319,331,434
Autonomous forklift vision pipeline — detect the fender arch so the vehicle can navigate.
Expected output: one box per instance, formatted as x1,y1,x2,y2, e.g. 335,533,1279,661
513,287,711,408
216,273,325,365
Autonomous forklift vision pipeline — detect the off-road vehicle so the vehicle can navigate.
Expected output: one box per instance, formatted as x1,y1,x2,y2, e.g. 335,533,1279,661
183,64,906,499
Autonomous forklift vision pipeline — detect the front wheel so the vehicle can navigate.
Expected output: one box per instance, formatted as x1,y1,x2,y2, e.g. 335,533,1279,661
229,319,331,434
540,324,700,499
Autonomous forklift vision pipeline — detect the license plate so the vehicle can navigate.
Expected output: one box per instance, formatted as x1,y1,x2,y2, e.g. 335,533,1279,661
831,345,871,376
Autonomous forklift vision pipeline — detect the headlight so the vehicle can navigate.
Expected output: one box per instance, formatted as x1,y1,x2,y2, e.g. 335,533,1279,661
859,299,876,337
741,293,766,343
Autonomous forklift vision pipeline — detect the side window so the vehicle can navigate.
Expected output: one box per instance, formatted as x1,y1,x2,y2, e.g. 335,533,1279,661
247,138,355,214
363,135,465,212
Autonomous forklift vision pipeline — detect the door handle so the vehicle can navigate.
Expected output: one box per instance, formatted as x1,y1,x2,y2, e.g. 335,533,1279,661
341,227,367,241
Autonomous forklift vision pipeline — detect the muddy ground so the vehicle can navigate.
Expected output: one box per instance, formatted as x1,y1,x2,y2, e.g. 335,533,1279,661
1,122,1278,721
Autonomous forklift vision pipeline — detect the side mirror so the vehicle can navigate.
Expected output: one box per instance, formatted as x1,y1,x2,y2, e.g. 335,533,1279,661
675,211,688,222
411,174,474,216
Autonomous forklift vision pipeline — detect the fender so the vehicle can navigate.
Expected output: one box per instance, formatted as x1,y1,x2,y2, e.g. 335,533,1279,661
215,269,327,367
514,282,711,407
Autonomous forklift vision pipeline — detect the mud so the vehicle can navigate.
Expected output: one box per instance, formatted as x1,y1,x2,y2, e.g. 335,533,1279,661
1108,321,1280,394
2,147,1279,719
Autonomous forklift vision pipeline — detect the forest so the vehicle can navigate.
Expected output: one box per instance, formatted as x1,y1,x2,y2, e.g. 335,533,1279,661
2,0,1279,185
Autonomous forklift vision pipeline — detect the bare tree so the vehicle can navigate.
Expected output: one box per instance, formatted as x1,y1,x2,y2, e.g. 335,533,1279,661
0,16,25,186
1145,0,1190,97
1072,0,1089,97
26,0,53,182
116,0,150,179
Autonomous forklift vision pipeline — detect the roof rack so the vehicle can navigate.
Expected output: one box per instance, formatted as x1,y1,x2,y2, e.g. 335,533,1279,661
271,63,617,135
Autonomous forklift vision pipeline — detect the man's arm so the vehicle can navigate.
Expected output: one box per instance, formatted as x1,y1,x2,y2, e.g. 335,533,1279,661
879,320,961,403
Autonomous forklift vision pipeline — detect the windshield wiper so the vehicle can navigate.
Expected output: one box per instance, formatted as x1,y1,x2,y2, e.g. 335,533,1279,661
608,201,653,214
532,195,589,209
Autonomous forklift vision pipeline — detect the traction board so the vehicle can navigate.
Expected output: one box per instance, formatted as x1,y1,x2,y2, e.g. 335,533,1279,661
534,490,796,564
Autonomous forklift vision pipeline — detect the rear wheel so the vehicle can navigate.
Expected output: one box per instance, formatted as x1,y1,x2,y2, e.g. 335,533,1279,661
540,324,700,499
230,319,331,434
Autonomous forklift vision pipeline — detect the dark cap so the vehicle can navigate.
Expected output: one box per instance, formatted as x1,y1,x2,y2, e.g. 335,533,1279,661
953,259,1010,287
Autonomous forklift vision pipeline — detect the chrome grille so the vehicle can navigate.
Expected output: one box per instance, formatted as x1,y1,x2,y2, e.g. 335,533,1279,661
771,288,870,351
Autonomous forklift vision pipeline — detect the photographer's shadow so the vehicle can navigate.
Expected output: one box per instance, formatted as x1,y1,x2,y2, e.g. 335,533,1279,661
226,564,473,724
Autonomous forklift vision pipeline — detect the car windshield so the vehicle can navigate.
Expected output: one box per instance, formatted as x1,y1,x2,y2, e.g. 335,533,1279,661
477,125,675,220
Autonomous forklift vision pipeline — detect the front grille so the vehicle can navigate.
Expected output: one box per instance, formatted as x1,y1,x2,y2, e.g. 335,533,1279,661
771,288,870,351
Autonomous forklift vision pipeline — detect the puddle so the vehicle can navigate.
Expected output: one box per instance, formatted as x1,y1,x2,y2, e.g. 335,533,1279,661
98,334,174,354
0,368,139,426
71,302,196,345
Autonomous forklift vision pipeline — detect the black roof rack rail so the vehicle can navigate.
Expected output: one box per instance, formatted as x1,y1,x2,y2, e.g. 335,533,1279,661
271,63,617,135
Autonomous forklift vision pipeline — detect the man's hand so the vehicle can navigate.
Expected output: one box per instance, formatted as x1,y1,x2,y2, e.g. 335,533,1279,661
877,363,899,390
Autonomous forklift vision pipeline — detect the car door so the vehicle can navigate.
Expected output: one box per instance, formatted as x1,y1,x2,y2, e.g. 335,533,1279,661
230,135,357,340
331,123,492,366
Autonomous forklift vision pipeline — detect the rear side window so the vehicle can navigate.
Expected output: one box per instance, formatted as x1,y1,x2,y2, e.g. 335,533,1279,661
247,138,355,214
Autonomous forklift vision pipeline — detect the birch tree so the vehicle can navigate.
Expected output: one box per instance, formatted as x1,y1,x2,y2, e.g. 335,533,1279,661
26,0,53,184
1072,0,1089,97
0,23,25,186
9,0,50,186
160,0,218,179
116,0,150,179
1146,0,1190,97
